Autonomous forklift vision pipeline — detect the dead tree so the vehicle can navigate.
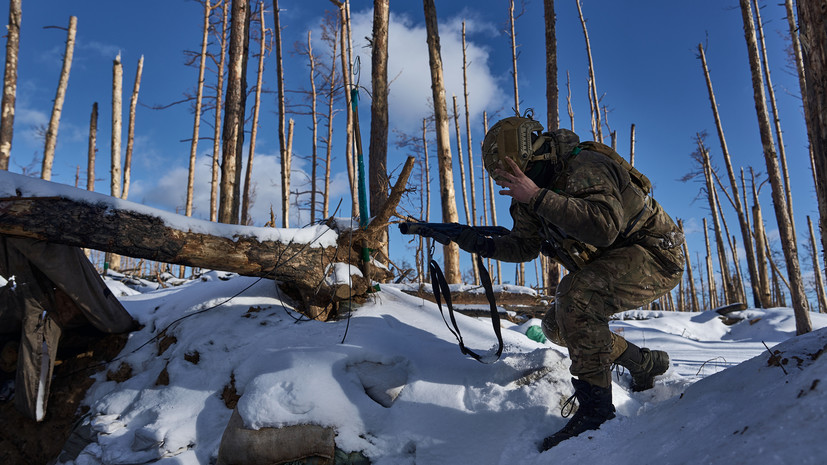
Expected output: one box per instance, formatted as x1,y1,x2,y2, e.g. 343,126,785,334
629,124,636,166
752,0,797,245
796,0,827,264
329,0,357,216
423,0,461,283
122,55,143,200
508,0,521,114
452,94,477,283
86,103,98,191
483,111,503,284
369,0,390,264
186,0,212,217
0,0,21,171
698,44,762,307
219,0,251,225
211,0,229,222
807,216,827,313
575,0,602,143
111,53,123,199
785,0,819,200
750,168,773,308
42,16,77,181
703,218,718,308
320,11,341,218
273,0,289,227
697,136,733,303
242,3,266,226
739,0,811,334
678,219,699,311
461,22,478,229
543,0,558,129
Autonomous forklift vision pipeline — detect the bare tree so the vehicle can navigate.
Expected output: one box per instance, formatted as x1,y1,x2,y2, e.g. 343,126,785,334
242,3,266,226
739,0,811,334
752,0,797,245
679,219,699,311
273,0,289,227
543,0,558,129
121,55,143,200
575,0,602,142
42,16,77,181
320,11,341,218
370,0,390,263
796,0,827,264
507,0,522,114
423,0,461,282
210,0,229,222
186,0,212,217
0,0,21,170
696,135,733,303
219,0,251,224
86,102,98,191
111,52,123,198
807,216,827,313
698,43,762,307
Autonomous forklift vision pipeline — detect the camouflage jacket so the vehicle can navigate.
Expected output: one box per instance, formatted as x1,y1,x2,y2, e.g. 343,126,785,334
487,147,684,272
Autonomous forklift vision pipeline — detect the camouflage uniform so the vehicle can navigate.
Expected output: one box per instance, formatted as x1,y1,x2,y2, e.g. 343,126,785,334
483,145,684,388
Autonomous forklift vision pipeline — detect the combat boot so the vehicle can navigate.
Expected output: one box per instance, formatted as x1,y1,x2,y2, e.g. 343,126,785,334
615,342,669,392
539,378,615,451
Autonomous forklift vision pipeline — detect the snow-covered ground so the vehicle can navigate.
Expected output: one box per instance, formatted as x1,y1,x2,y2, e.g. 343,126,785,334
55,273,827,465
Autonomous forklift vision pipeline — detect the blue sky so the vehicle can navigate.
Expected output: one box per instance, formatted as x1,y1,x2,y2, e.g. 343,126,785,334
1,0,819,304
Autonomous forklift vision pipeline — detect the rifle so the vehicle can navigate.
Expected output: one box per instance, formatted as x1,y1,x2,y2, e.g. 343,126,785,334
398,222,510,245
398,221,511,364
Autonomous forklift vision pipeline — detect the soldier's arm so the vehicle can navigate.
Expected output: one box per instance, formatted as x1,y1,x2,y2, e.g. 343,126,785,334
484,201,544,263
528,154,625,247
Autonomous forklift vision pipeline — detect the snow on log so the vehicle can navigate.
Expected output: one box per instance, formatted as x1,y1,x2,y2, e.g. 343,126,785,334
0,169,412,320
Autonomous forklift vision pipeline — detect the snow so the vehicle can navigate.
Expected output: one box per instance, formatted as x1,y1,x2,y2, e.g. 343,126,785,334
54,272,827,465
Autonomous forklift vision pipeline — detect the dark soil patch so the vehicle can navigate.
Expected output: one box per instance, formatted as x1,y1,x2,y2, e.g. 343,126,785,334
0,330,128,465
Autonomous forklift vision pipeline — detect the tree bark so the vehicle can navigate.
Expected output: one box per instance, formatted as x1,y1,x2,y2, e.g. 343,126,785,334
86,103,98,191
751,170,772,308
335,0,357,217
122,55,143,200
369,0,390,264
423,0,460,283
273,0,289,227
187,0,211,218
307,30,319,223
322,14,339,219
111,53,123,199
739,0,811,334
42,16,77,181
629,124,636,166
0,0,21,171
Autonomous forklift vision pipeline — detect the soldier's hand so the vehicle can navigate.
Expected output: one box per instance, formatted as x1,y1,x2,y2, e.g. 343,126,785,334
494,158,540,203
455,228,481,253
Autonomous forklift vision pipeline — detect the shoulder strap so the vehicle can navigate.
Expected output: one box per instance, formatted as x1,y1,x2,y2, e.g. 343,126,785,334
428,256,503,364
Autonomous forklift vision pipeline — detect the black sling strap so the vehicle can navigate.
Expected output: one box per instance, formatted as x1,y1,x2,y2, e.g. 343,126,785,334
428,254,504,363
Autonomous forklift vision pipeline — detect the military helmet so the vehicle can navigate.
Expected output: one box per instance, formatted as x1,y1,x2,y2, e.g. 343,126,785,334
482,116,547,181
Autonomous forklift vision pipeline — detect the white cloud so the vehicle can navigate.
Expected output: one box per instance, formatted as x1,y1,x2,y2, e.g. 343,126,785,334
349,9,506,129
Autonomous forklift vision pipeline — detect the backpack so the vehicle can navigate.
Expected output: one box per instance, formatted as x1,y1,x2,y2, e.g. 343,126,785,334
572,141,652,195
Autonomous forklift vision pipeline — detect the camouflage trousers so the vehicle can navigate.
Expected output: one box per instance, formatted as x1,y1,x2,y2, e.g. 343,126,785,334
542,243,683,388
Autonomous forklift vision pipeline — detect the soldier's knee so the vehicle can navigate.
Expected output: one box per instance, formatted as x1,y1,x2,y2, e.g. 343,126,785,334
541,306,566,347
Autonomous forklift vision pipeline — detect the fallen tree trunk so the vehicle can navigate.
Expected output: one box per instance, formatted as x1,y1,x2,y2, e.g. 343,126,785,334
0,169,414,320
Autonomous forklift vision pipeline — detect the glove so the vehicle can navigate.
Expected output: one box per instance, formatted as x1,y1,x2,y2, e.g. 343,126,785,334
454,228,496,257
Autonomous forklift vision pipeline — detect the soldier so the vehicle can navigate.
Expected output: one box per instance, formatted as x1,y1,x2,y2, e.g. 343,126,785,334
454,115,685,451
